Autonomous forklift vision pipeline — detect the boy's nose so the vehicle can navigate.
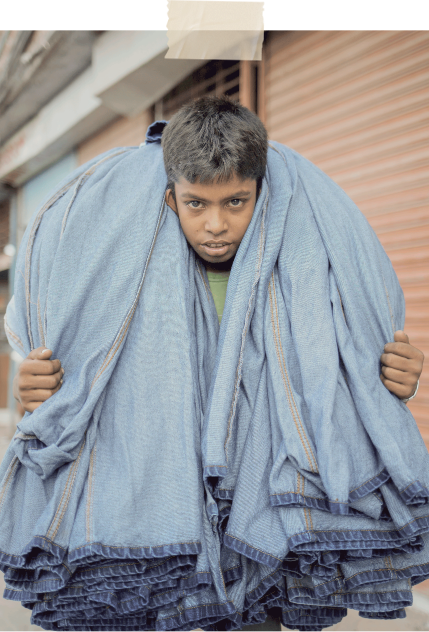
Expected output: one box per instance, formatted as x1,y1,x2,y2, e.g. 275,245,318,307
205,209,227,235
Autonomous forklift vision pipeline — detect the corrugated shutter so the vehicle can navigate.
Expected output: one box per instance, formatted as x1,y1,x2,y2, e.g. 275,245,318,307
264,31,429,442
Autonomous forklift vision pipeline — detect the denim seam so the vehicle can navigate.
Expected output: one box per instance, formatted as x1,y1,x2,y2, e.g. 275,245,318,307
4,316,24,352
71,540,202,552
59,151,129,239
224,187,268,463
276,274,319,473
310,515,429,534
46,438,81,538
0,456,19,513
37,292,45,348
196,261,210,302
24,178,79,350
90,197,166,391
86,442,97,542
47,434,86,540
268,274,318,473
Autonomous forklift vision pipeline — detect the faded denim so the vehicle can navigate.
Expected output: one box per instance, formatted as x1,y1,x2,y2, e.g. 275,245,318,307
1,124,429,630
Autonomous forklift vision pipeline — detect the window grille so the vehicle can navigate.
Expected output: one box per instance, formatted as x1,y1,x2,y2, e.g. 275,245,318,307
154,59,261,120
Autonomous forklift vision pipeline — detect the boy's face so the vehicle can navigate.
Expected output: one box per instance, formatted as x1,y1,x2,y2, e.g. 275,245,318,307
165,173,258,268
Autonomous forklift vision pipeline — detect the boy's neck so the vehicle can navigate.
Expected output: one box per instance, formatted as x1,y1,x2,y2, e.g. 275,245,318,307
201,255,234,274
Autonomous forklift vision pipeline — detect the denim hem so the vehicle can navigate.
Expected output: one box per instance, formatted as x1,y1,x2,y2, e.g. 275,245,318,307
271,470,395,515
270,492,353,515
1,542,202,596
214,488,234,501
0,537,202,576
33,573,213,621
346,564,429,591
224,533,283,569
32,599,237,631
243,570,282,611
400,479,429,505
359,608,406,619
287,514,429,551
68,539,202,564
287,586,412,611
281,605,347,630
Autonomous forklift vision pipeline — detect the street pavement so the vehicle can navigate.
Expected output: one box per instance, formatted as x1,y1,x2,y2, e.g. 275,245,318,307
1,410,429,632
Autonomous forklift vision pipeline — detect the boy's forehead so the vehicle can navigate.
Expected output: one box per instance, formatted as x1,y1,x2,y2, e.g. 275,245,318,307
175,174,257,198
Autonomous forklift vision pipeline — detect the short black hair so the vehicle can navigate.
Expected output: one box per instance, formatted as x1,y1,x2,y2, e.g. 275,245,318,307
161,96,268,195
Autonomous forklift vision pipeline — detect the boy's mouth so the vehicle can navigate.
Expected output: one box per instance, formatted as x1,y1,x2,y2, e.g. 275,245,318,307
201,241,231,256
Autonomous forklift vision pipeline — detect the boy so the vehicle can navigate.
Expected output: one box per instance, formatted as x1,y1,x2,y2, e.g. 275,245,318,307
3,97,426,632
13,97,423,412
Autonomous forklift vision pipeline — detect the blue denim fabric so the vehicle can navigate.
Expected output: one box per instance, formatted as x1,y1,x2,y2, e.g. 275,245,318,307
1,130,429,630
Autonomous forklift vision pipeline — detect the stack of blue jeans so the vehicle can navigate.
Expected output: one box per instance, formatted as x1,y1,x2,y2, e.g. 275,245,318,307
1,133,428,630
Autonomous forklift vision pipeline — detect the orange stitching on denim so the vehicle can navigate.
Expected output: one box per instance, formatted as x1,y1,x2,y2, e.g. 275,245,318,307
90,196,165,391
0,456,19,511
349,469,388,493
292,513,429,535
47,435,86,540
303,507,310,532
268,275,317,473
51,437,86,540
70,539,201,552
272,275,318,472
37,292,45,348
24,176,82,350
4,317,24,352
270,491,347,505
223,189,268,462
308,507,314,531
401,480,426,493
60,151,128,238
86,442,96,542
46,455,76,540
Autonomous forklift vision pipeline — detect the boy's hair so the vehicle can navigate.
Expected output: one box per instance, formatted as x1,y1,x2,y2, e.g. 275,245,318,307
161,96,268,195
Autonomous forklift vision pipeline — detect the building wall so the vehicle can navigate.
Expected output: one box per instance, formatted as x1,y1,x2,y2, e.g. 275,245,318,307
0,200,9,407
78,110,153,166
264,30,429,445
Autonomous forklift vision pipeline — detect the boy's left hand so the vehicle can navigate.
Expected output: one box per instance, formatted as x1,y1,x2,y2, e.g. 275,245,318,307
380,330,424,400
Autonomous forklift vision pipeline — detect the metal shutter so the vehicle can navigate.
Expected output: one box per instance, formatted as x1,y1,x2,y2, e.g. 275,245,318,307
264,31,429,442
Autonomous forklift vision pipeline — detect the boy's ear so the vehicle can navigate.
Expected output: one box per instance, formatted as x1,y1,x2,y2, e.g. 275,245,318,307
165,189,178,215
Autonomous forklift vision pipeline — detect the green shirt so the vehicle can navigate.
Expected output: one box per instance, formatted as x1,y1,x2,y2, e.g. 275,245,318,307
206,271,230,323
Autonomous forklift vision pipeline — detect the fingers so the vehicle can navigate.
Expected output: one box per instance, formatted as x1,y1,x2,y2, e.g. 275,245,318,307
381,364,417,386
382,342,416,360
22,356,62,376
380,352,418,372
380,374,413,399
20,370,63,391
20,379,63,413
393,330,409,344
27,346,53,360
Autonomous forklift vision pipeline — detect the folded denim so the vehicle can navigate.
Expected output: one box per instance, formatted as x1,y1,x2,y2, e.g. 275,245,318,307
1,127,429,630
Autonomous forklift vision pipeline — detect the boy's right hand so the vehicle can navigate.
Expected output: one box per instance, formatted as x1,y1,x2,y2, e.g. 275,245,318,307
13,347,64,413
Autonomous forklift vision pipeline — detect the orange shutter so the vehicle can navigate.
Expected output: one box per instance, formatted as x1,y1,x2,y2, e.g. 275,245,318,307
264,31,429,444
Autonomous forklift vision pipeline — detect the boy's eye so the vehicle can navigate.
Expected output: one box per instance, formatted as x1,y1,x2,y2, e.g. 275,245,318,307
186,198,243,209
